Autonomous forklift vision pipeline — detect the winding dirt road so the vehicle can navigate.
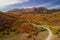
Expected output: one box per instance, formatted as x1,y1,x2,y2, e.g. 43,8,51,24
4,20,53,40
28,20,53,40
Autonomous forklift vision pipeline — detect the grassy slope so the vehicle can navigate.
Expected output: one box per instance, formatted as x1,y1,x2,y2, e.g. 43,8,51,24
19,11,60,26
0,11,60,40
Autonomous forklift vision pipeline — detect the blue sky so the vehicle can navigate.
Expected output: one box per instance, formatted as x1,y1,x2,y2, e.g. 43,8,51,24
0,0,60,11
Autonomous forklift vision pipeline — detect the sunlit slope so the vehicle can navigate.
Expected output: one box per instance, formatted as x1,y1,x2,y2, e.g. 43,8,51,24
19,11,60,26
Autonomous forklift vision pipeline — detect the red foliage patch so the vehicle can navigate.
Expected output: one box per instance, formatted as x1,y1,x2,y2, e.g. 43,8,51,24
19,23,33,32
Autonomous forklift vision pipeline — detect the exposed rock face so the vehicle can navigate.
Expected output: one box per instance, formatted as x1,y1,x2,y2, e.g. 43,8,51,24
7,7,51,14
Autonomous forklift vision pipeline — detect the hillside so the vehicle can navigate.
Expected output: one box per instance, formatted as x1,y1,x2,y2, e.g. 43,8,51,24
0,7,60,40
7,7,51,14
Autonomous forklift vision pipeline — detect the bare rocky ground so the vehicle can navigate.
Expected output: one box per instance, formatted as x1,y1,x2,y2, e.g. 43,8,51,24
2,31,60,40
1,31,48,40
51,35,60,40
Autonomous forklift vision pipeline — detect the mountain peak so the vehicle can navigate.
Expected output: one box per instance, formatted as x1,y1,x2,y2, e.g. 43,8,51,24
8,7,50,14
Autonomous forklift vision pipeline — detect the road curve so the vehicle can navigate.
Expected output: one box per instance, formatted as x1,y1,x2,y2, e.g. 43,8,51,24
4,20,53,40
28,20,53,40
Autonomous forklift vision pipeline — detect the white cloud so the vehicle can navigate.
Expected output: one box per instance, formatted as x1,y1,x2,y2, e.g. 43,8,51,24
48,5,60,9
0,0,29,8
23,0,59,9
20,0,58,9
37,0,59,7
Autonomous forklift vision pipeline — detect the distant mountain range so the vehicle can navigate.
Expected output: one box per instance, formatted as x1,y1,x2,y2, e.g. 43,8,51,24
0,7,60,35
7,7,60,14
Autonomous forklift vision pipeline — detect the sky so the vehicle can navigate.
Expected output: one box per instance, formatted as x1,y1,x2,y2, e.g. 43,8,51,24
0,0,60,11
